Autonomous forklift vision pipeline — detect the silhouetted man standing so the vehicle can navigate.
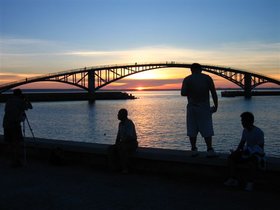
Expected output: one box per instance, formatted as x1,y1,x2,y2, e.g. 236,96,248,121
181,63,218,157
3,89,32,167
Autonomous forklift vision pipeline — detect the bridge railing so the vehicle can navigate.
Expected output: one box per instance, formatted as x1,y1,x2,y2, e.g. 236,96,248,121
1,62,279,91
0,62,167,88
0,66,88,89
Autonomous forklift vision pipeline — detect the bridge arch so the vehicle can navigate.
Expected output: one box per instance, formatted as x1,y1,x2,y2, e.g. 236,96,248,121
0,62,279,97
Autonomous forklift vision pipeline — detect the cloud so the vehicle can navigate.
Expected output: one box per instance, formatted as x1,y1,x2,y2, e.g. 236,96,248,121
0,75,22,84
1,37,279,86
63,43,280,74
0,72,40,84
0,37,63,47
105,78,183,90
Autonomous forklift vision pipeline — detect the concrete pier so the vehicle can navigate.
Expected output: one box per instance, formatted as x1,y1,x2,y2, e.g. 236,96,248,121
1,135,279,179
221,90,280,97
0,135,279,209
0,91,137,102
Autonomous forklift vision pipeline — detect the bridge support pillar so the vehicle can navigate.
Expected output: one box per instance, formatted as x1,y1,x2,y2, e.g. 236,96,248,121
88,70,95,101
244,73,252,98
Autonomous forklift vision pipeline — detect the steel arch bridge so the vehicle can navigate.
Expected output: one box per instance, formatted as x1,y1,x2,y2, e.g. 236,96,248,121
0,62,280,97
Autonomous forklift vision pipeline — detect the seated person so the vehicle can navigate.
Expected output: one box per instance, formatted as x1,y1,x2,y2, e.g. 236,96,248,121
224,112,265,191
108,108,138,173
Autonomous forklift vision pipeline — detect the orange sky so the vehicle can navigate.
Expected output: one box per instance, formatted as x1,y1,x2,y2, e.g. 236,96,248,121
1,0,279,91
1,44,279,90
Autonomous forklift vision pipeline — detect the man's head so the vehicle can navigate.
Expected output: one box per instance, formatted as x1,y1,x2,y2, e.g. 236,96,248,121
240,112,254,129
118,108,128,121
190,63,202,74
13,88,22,96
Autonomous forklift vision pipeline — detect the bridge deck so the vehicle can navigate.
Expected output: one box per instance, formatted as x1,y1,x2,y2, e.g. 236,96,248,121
1,63,279,93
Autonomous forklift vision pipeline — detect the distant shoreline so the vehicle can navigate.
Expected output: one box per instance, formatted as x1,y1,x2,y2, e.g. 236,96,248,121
221,90,280,97
1,88,280,102
0,91,137,102
1,87,280,93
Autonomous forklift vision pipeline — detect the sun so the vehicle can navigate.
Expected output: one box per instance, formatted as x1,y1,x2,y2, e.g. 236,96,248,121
136,87,145,91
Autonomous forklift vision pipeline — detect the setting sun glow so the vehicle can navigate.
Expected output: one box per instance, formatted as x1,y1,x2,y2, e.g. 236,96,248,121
136,87,145,91
1,0,279,91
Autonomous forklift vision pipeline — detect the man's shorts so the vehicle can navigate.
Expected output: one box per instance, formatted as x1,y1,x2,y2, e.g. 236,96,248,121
187,104,214,137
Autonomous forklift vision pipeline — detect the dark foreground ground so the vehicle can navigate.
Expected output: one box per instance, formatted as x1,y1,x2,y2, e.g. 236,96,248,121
0,156,278,210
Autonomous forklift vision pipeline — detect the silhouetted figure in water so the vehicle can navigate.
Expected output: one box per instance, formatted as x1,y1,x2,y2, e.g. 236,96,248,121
108,108,138,173
3,89,33,167
181,63,218,157
224,112,265,191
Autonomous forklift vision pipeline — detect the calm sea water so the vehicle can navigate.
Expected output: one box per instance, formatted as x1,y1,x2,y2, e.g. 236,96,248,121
0,90,279,157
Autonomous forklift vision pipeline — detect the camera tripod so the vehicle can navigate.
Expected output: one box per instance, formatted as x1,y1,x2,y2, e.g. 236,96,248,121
22,113,35,164
22,113,35,139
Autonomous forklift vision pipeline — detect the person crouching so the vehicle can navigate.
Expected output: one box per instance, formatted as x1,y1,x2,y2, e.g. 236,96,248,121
108,109,138,173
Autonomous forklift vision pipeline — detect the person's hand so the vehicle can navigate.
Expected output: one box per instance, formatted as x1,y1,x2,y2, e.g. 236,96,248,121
210,106,217,113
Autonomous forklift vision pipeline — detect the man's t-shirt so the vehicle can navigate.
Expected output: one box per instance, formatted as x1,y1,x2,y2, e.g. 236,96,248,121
182,73,214,106
241,126,264,153
118,119,137,142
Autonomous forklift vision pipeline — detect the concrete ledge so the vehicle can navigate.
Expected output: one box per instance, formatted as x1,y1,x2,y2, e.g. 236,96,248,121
0,135,279,177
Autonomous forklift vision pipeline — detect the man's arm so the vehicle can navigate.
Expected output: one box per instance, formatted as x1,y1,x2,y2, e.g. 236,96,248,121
209,79,218,112
115,125,120,144
123,120,137,142
236,139,246,151
258,130,265,149
181,78,188,96
24,98,33,110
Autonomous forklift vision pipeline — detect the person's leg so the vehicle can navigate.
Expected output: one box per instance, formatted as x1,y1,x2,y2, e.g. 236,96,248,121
189,136,199,157
224,152,240,187
4,128,13,162
9,139,22,167
119,141,138,173
190,136,197,150
198,105,214,152
228,152,239,178
107,144,119,171
250,157,258,181
119,143,130,173
205,136,218,157
187,105,198,152
9,126,23,167
244,156,258,191
204,136,212,150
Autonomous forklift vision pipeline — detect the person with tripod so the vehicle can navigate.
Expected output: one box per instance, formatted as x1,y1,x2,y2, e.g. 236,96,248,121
3,88,33,167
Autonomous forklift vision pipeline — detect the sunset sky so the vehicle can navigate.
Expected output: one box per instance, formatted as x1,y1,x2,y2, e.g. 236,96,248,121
0,0,279,90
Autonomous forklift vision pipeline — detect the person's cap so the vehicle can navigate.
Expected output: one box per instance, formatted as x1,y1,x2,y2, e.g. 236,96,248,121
13,88,22,96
